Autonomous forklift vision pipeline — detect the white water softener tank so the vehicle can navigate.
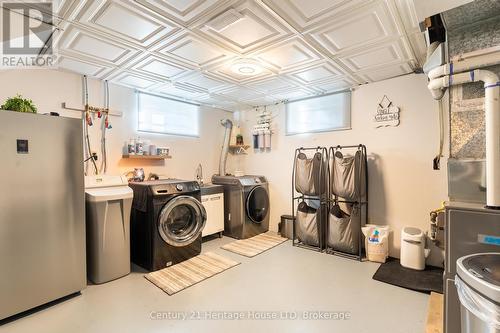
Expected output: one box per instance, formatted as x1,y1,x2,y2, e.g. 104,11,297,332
400,227,430,270
85,176,133,284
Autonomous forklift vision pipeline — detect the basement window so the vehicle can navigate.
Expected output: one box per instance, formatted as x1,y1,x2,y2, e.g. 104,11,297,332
138,92,199,137
286,91,351,135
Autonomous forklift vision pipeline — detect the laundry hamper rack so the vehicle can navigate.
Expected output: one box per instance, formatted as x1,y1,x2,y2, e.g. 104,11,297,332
325,144,368,261
291,146,328,252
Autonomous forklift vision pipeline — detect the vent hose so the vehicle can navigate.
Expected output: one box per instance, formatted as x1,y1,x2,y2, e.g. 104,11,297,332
219,119,233,176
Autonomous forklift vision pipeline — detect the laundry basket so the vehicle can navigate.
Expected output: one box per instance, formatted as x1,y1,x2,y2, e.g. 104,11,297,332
455,253,500,333
295,202,320,247
327,204,360,255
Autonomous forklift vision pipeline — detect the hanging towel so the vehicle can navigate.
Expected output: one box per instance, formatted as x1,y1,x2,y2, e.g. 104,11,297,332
295,152,324,196
331,150,366,201
328,204,360,254
296,201,320,247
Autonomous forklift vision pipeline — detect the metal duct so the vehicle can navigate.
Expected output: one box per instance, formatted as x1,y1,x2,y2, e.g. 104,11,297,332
219,119,233,176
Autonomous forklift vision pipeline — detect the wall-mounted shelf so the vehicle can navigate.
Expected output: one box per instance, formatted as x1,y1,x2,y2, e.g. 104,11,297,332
122,155,171,160
229,145,250,154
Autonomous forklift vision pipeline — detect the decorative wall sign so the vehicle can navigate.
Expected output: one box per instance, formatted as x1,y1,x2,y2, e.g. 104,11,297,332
374,95,400,128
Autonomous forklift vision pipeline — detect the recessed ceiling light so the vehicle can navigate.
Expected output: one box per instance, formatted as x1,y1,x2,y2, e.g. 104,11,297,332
231,59,263,76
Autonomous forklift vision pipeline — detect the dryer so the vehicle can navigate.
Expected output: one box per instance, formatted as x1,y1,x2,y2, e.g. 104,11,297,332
212,175,270,239
129,180,206,272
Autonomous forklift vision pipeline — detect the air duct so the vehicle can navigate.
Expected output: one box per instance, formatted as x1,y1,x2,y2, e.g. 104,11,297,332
219,119,233,176
424,48,500,208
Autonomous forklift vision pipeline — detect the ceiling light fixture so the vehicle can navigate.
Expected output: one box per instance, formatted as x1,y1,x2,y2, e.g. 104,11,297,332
231,59,263,76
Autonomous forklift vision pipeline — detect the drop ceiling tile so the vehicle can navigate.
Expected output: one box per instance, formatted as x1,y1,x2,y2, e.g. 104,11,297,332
286,62,342,85
246,77,299,95
339,39,409,72
59,26,138,65
155,32,235,68
272,87,316,100
176,72,231,93
314,78,356,93
196,0,292,54
262,0,367,31
253,38,322,72
73,0,179,47
134,0,231,26
207,59,275,84
357,62,413,82
131,55,192,80
153,83,206,99
216,86,264,102
57,53,114,78
307,1,401,55
241,95,277,106
108,71,162,90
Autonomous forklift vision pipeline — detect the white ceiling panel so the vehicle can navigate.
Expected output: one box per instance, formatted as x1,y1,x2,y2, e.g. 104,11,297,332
216,86,264,102
73,0,179,47
246,77,299,95
262,0,367,31
153,83,206,99
357,62,413,83
196,0,292,54
254,38,322,72
155,32,235,68
59,26,138,65
314,78,356,93
131,55,192,79
307,1,401,56
57,53,114,78
286,62,341,85
108,71,161,89
339,39,409,72
176,72,231,92
53,0,422,110
134,0,230,26
208,60,275,84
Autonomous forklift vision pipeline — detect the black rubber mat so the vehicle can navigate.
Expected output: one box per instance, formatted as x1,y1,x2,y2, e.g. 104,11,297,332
372,258,443,294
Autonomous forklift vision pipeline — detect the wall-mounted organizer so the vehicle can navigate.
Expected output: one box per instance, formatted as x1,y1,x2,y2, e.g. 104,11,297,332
326,144,368,261
291,146,329,252
291,144,368,261
252,106,272,151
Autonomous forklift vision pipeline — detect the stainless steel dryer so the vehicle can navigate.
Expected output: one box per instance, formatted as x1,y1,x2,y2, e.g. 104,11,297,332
212,175,270,239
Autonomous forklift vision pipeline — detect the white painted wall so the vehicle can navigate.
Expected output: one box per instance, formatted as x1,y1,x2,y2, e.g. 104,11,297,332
230,74,448,265
0,69,231,180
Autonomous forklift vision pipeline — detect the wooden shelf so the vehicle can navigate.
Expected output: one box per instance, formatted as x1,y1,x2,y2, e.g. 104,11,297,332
229,145,250,154
122,154,171,160
229,145,250,149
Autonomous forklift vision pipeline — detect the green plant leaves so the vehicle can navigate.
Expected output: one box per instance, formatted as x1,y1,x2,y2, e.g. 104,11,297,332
1,94,37,113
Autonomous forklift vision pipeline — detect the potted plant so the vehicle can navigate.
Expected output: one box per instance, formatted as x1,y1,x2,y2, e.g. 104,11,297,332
1,94,37,113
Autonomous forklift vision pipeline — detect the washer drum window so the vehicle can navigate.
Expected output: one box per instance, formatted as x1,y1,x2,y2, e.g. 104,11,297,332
158,196,206,247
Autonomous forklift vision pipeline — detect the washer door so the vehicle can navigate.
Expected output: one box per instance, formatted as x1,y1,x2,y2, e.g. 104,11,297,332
246,186,269,223
158,196,206,247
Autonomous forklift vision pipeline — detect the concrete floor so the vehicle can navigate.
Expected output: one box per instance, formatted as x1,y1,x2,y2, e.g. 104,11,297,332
1,236,429,333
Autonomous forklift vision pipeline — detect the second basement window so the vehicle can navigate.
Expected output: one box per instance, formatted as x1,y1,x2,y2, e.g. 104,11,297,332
286,91,351,135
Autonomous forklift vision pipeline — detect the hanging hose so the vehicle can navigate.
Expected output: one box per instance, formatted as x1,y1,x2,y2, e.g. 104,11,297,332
433,99,445,170
83,75,98,175
99,80,109,174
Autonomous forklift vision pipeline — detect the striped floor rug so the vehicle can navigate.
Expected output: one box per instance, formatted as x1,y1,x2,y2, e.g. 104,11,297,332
145,252,240,295
221,232,288,257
